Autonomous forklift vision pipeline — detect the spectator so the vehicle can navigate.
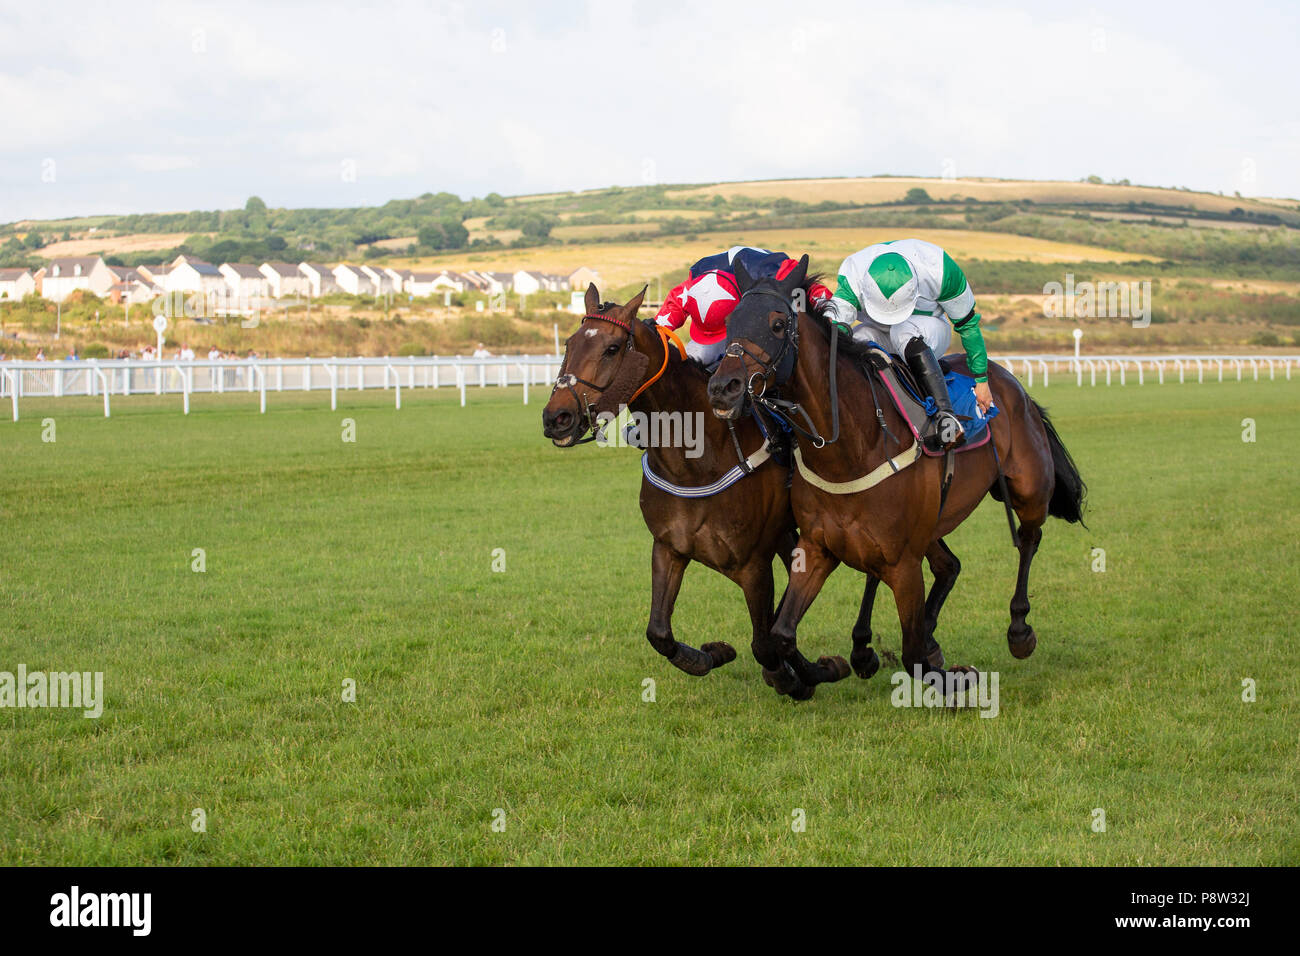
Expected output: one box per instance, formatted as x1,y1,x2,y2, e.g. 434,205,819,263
35,348,46,361
208,346,221,361
472,342,492,358
180,343,195,361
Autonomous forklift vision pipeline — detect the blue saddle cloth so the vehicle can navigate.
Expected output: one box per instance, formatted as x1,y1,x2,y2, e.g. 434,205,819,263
888,356,995,447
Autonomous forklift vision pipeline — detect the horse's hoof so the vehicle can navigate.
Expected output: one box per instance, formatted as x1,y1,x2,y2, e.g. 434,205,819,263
701,642,737,667
925,637,946,669
944,666,980,707
763,662,803,697
850,646,881,680
818,655,852,682
1008,627,1037,659
789,683,816,702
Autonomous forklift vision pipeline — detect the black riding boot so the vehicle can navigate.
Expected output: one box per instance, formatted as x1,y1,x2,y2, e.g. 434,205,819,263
904,338,964,450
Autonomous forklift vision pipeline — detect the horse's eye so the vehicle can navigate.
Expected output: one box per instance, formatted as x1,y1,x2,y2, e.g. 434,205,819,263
604,344,620,356
772,320,786,334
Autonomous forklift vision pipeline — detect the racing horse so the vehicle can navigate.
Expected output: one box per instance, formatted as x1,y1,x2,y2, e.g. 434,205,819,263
542,283,854,691
706,256,1086,700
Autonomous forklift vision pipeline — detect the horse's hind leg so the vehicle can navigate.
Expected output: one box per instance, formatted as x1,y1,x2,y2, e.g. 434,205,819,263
882,556,977,683
850,574,881,679
647,541,736,676
1007,521,1043,659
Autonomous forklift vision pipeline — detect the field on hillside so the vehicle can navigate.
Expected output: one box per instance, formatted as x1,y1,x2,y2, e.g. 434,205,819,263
2,378,1297,865
661,177,1283,216
403,227,1147,288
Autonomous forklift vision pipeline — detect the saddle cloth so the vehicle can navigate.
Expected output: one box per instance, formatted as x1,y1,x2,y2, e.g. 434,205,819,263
858,345,995,457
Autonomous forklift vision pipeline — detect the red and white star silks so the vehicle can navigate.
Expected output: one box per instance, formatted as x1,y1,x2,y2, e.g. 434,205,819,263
656,260,830,345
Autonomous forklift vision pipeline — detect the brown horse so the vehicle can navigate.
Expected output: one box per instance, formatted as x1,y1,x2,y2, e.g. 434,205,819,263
706,257,1086,700
541,284,853,692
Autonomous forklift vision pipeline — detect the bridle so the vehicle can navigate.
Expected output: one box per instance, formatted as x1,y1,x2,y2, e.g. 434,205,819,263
723,285,840,449
722,288,798,393
551,311,684,444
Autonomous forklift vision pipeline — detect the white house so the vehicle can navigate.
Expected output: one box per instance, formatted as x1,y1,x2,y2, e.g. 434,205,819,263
513,270,569,295
259,261,310,298
360,264,394,295
166,255,226,295
39,256,113,301
0,268,37,301
298,263,338,297
219,263,270,299
428,270,470,294
404,270,467,297
471,271,513,295
332,264,374,295
568,266,600,291
136,264,170,287
106,267,160,305
385,267,411,292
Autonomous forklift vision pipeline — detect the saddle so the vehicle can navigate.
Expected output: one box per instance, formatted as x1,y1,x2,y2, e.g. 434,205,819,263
856,346,994,457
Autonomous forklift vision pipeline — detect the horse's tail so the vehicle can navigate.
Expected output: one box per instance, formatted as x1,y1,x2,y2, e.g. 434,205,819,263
1031,399,1087,526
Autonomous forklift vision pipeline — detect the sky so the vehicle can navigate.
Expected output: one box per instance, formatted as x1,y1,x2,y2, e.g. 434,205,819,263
2,0,1298,222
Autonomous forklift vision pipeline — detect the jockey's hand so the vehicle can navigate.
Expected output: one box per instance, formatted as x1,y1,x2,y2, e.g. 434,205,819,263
974,381,994,415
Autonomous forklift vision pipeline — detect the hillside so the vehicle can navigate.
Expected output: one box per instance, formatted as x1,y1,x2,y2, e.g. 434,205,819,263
2,175,1299,358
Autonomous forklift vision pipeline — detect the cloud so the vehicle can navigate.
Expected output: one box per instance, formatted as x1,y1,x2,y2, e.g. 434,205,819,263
0,0,1296,221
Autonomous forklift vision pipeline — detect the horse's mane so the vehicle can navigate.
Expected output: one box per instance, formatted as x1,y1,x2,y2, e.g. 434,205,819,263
792,273,878,361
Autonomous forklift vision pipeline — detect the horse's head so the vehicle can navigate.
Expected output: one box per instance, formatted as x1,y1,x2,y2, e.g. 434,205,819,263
707,254,809,420
542,282,648,446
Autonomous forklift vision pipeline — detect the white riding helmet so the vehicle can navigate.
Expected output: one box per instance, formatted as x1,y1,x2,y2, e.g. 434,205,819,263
859,251,918,326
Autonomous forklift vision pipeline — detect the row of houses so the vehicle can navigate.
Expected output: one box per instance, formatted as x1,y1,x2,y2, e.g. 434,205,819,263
0,255,601,305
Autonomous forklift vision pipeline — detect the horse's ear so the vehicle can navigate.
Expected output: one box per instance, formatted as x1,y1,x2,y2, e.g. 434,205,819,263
584,283,601,315
780,254,809,292
733,258,755,292
623,285,647,318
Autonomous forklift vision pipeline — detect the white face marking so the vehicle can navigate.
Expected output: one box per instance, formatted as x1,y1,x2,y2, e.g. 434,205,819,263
584,328,598,338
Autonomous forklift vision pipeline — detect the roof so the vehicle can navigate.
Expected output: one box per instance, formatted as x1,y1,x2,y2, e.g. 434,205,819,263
262,261,300,276
299,263,331,275
173,254,221,276
221,263,264,278
333,264,366,276
0,268,31,280
45,256,103,274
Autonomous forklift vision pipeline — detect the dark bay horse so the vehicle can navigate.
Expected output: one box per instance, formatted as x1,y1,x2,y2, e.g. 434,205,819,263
706,257,1086,700
541,284,853,694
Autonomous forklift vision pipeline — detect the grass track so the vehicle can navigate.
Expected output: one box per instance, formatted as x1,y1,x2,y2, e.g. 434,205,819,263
1,377,1297,865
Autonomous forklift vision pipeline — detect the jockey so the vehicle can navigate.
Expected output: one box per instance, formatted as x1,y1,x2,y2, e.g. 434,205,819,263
824,238,992,449
656,246,833,366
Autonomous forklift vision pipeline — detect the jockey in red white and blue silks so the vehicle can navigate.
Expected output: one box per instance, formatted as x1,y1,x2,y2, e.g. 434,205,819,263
655,246,833,366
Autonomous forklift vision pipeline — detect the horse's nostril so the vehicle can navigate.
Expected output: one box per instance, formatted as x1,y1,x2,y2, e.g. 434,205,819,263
555,411,573,429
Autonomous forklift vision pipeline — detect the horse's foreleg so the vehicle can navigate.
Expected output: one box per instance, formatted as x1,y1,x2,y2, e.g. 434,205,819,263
849,573,881,679
763,539,850,701
921,538,962,668
648,541,736,676
1007,522,1043,659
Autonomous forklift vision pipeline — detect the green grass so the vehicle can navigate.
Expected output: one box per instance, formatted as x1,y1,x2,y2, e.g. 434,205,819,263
1,377,1297,865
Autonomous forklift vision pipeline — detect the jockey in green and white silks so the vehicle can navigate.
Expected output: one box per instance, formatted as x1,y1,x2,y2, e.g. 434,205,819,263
823,238,993,449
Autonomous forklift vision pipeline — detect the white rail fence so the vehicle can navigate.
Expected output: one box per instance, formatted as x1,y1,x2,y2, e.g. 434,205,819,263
0,353,1296,421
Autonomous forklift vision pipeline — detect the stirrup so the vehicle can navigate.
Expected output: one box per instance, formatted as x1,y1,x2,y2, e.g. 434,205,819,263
937,411,966,450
